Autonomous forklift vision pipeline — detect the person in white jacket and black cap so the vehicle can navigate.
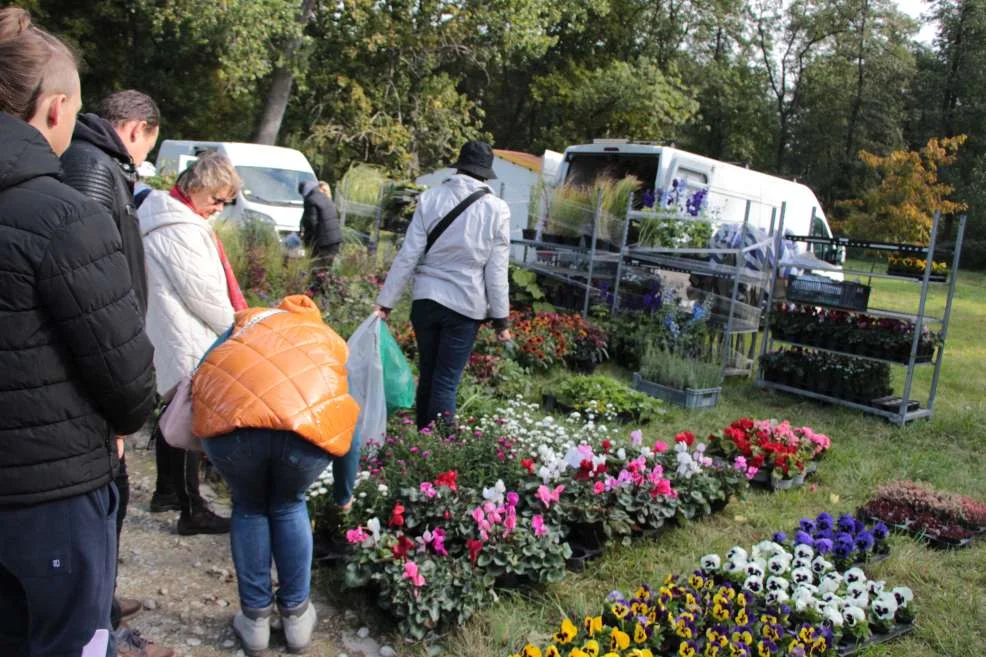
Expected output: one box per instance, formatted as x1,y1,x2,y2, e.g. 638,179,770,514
374,140,512,429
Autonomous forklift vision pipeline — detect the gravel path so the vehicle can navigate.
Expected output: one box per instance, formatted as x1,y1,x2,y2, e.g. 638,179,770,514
117,436,398,657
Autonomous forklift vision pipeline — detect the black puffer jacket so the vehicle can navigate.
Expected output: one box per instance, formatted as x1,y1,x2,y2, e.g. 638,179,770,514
61,113,148,312
300,182,342,248
0,112,156,507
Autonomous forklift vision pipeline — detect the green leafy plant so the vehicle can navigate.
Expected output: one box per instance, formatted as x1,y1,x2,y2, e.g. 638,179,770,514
554,375,666,423
639,344,721,390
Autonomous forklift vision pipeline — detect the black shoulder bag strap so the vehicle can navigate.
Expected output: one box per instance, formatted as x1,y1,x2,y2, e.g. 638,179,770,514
424,188,490,254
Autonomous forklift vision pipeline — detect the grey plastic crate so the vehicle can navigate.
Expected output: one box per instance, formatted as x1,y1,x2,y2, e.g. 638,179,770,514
632,373,721,410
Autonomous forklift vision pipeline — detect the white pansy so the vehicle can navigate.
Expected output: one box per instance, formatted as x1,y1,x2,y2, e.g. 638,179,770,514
811,556,834,575
700,554,722,572
844,567,866,584
753,540,786,561
726,546,748,562
891,586,914,607
818,573,843,595
791,567,813,586
743,575,764,593
867,580,885,596
724,559,746,575
792,557,812,571
846,582,869,608
823,605,844,628
871,592,898,620
766,576,789,592
794,544,815,560
745,560,766,579
843,605,866,627
766,589,790,606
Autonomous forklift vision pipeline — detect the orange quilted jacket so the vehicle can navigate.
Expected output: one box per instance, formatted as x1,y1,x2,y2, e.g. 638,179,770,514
192,295,359,456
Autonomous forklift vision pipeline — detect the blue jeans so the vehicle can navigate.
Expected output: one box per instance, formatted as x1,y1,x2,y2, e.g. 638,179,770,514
204,429,331,611
332,426,360,506
411,299,481,429
0,483,118,657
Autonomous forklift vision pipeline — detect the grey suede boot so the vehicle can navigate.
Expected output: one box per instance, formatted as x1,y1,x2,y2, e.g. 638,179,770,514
279,599,316,654
232,604,273,657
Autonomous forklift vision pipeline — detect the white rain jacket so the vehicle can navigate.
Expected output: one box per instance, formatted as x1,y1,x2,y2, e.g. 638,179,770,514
377,174,511,324
138,191,234,395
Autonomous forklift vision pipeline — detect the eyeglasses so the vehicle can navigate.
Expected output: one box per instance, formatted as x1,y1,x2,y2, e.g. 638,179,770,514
211,195,236,205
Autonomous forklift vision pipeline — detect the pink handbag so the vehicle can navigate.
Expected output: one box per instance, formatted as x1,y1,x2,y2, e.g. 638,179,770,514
159,375,201,451
159,309,284,452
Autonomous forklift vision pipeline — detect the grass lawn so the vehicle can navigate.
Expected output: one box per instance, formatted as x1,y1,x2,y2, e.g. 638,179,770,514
430,267,986,657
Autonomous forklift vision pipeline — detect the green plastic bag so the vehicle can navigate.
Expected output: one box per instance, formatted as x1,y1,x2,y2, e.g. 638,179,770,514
379,321,415,413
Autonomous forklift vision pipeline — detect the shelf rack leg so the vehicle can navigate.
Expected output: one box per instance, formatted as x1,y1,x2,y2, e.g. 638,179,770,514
757,205,784,374
582,189,603,318
612,193,634,314
899,211,941,424
927,214,966,412
721,200,753,378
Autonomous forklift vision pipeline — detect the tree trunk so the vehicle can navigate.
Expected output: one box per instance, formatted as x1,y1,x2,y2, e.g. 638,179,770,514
253,0,317,145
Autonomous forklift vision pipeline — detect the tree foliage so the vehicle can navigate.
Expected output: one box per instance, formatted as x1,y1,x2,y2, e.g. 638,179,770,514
839,136,968,243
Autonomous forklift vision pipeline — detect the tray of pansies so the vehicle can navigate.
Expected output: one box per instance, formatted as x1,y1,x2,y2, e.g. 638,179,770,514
772,512,892,569
857,480,986,550
707,418,831,492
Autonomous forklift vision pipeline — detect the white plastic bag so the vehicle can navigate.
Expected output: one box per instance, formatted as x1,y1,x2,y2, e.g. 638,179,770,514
346,314,387,454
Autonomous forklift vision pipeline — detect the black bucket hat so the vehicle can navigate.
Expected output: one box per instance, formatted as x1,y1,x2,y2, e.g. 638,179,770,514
453,140,497,180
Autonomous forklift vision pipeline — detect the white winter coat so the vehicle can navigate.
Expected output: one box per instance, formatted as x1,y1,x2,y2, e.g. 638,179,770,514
138,191,234,395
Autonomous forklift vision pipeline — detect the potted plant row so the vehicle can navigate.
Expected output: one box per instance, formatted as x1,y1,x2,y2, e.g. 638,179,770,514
633,344,721,410
771,303,941,364
886,255,948,281
760,348,893,404
857,480,986,549
329,403,754,639
705,417,831,491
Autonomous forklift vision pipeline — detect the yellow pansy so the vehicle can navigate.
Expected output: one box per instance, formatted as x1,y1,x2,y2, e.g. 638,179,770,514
609,629,630,651
635,585,652,601
730,630,753,646
629,650,654,657
611,602,630,620
797,626,815,644
521,645,542,657
735,608,749,626
736,592,747,608
554,618,578,645
568,649,588,657
583,616,603,637
633,622,649,644
581,639,600,657
718,586,736,601
729,644,749,657
760,614,777,627
756,640,774,657
812,637,828,654
704,644,720,657
679,641,697,657
601,653,621,657
664,574,675,587
762,624,780,642
712,603,731,622
787,639,804,654
545,647,561,657
688,574,705,590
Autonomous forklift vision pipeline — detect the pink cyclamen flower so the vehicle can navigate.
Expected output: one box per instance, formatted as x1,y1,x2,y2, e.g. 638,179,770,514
655,479,674,496
532,514,548,537
432,527,448,556
630,429,643,446
403,561,426,587
505,491,520,507
419,482,437,498
345,527,369,544
593,481,606,495
536,484,565,508
653,441,669,453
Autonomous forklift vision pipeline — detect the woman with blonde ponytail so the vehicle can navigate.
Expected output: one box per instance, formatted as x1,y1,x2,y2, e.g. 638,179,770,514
0,8,156,657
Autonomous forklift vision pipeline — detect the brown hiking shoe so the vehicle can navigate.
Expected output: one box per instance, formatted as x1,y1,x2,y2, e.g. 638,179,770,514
117,628,175,657
118,596,142,620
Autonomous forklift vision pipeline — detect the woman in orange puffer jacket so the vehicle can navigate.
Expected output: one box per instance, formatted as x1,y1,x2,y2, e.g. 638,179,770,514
192,294,359,656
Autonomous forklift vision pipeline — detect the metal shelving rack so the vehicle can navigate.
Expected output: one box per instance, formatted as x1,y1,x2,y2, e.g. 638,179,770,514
511,193,778,379
756,209,967,425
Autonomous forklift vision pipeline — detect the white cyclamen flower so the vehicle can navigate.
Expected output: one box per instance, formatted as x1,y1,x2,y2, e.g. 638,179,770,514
366,517,381,542
700,554,722,572
482,479,506,503
871,592,898,620
843,605,866,627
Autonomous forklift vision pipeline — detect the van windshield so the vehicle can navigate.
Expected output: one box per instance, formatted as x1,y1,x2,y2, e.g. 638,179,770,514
237,166,317,206
564,153,660,208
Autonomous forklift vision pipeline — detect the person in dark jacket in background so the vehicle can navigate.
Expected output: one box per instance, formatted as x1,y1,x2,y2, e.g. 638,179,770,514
61,90,173,657
299,179,342,275
0,8,156,657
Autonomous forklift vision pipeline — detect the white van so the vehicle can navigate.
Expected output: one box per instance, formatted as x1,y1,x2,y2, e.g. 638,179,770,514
549,140,841,264
155,140,318,236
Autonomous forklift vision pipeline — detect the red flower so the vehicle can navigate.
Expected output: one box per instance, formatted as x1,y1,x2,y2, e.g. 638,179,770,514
750,454,766,469
601,439,612,452
520,458,536,474
674,431,695,447
434,470,458,491
466,539,483,564
392,535,415,559
388,503,405,528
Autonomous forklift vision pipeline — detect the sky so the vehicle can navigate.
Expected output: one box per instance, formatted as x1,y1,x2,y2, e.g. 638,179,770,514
895,0,938,44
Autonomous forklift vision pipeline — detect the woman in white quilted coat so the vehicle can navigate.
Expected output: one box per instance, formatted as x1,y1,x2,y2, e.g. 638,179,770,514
138,152,241,536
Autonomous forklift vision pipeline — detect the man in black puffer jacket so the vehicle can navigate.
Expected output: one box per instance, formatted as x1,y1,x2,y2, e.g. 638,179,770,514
299,180,342,275
60,90,171,656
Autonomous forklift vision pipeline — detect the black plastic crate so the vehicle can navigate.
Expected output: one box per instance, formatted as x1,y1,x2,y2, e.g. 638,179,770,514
787,276,871,311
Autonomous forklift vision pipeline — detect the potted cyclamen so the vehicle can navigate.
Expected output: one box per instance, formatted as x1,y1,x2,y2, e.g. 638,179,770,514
633,344,722,410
